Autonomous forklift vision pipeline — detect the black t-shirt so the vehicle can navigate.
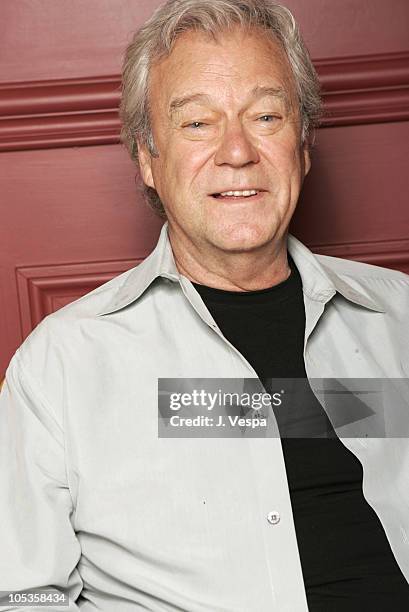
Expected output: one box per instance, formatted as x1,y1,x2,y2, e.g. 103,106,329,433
192,254,409,610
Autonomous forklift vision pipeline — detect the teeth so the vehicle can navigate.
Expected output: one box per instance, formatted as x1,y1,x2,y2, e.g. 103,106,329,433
219,189,258,197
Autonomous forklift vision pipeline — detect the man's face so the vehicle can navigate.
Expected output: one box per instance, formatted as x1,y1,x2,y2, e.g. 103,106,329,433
138,26,311,253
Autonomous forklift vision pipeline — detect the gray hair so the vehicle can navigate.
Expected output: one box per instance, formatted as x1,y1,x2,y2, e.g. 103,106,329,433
120,0,322,217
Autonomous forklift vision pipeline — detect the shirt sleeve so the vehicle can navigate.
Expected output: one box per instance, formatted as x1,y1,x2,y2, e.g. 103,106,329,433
0,351,83,611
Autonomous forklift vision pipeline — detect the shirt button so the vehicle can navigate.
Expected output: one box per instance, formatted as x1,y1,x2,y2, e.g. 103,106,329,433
267,511,280,525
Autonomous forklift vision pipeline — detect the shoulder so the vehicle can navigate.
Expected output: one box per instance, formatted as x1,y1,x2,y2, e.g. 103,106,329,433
316,252,409,285
10,264,138,371
315,253,409,315
3,264,141,423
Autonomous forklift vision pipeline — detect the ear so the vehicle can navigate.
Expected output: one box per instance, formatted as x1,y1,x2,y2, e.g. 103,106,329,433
136,140,155,189
303,143,311,177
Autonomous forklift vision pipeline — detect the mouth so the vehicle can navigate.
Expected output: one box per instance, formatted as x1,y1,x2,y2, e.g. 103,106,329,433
210,189,266,201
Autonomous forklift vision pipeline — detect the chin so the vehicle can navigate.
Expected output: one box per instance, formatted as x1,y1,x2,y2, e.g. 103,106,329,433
211,223,275,252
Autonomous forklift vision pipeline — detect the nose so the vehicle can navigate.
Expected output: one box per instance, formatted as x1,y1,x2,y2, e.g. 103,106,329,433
214,120,260,168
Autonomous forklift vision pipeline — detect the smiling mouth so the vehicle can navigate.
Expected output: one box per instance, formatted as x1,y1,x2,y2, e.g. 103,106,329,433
211,189,264,199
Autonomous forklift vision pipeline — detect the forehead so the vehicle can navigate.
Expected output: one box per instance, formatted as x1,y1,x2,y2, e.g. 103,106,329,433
149,26,296,108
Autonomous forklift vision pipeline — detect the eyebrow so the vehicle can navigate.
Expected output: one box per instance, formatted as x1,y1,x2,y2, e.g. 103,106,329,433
168,85,290,117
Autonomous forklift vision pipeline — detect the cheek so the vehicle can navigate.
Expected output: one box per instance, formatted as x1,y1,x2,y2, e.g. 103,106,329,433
172,148,211,192
266,143,303,181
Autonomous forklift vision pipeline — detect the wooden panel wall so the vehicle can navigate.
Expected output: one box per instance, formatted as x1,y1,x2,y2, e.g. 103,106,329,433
1,0,408,376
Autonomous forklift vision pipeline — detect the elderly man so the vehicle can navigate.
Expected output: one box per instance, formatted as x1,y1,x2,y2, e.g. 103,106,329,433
1,0,409,610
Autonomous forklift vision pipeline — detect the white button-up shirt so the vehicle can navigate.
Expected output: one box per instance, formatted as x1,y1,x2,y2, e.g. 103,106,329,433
1,222,409,611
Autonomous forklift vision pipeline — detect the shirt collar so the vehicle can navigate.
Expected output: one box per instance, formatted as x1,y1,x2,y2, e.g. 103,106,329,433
287,234,386,313
97,222,386,316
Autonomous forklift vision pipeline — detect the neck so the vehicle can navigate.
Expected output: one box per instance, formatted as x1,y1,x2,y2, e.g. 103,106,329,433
168,227,291,292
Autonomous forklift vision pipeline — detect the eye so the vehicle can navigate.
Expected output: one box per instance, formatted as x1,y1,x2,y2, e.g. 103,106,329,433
185,121,206,129
258,115,279,122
